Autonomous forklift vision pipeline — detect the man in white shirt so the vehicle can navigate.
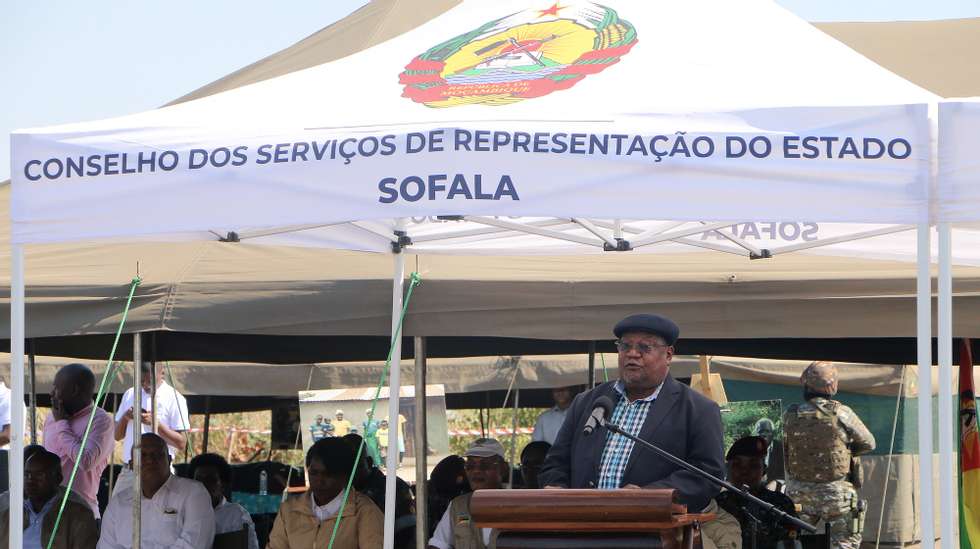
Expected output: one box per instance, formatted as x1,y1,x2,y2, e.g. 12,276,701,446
428,438,509,549
189,452,259,549
98,433,215,549
113,362,189,493
531,386,575,445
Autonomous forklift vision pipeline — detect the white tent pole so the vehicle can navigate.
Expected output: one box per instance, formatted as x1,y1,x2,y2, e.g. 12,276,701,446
767,225,916,255
9,244,25,549
464,216,604,247
570,218,617,248
916,223,934,549
133,334,142,549
383,242,406,549
937,222,954,549
629,221,736,248
413,336,428,549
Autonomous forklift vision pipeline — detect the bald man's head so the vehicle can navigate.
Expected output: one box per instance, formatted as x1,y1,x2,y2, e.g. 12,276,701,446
140,432,168,455
139,433,171,494
52,363,96,415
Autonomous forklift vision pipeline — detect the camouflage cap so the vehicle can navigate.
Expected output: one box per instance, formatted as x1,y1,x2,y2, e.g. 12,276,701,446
801,361,839,394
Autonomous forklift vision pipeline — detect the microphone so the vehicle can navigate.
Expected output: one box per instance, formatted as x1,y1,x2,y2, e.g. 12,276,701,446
583,395,615,436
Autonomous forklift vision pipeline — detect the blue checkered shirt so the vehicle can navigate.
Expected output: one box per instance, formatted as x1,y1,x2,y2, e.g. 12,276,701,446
597,381,661,489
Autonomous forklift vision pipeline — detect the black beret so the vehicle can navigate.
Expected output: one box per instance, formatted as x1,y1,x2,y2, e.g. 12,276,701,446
726,436,769,460
613,314,679,345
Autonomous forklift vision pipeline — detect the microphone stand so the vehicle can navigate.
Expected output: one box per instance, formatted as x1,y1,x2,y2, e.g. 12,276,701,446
600,419,817,536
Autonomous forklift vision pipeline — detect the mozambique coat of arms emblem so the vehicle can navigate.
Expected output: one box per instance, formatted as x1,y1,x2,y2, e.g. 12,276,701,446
399,2,638,107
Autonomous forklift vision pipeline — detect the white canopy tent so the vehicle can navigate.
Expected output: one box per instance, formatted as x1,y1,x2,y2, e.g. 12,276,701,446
10,0,976,547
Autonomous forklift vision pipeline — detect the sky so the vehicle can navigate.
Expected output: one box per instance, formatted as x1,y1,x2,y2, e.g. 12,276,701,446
3,0,979,180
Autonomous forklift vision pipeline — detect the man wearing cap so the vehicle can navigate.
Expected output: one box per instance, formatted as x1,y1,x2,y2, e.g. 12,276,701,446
539,314,725,512
428,438,509,549
783,362,875,549
716,436,799,549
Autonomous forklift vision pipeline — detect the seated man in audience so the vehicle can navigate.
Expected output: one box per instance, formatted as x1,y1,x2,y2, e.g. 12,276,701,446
0,446,99,549
98,433,215,549
268,437,383,549
519,441,551,489
428,438,509,549
188,453,259,549
43,363,115,519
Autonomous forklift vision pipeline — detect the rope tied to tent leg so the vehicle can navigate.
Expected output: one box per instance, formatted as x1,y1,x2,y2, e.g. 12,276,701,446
874,364,908,549
326,271,422,549
45,276,142,549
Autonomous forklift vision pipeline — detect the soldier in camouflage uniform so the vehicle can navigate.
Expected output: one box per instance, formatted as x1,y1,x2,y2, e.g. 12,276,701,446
783,362,875,549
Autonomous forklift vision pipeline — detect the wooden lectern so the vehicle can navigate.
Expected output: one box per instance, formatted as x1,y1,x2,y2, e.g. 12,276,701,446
470,488,714,549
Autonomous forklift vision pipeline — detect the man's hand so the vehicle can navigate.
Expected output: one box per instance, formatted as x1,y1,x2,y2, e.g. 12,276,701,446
140,412,153,426
51,397,66,421
122,408,134,423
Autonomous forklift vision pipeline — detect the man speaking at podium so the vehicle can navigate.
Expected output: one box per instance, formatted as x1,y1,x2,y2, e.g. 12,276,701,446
539,314,725,511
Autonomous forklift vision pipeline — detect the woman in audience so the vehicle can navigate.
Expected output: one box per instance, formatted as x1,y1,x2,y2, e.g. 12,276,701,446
188,452,260,549
268,437,383,549
426,455,470,538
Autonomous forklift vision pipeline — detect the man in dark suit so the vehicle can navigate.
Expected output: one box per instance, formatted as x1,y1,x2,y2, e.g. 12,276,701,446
538,313,725,511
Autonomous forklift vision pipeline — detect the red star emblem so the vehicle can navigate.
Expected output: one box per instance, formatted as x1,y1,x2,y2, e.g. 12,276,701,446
537,2,565,17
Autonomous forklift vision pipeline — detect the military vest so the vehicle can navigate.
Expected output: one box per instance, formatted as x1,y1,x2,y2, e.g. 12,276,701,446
785,399,850,482
450,492,489,549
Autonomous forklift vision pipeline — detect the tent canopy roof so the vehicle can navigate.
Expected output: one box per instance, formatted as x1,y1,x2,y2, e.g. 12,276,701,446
11,0,944,249
5,1,979,360
171,1,980,104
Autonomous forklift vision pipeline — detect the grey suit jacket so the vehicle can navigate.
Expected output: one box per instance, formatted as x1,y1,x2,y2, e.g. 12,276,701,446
538,375,724,511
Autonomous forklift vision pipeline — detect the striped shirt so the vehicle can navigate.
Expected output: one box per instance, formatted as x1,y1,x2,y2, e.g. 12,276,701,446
597,381,662,489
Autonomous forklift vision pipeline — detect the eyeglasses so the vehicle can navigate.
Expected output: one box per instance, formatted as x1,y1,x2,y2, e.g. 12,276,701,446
464,459,502,471
615,340,668,355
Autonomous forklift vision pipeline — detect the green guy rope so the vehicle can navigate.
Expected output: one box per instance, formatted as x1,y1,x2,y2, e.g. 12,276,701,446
327,271,422,549
600,350,609,383
46,276,141,549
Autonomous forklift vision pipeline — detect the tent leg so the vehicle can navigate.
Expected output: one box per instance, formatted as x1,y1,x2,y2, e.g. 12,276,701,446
937,222,954,549
587,341,596,388
383,251,405,549
509,387,519,488
28,339,37,445
9,244,25,549
150,361,158,434
479,404,486,438
916,223,934,549
133,333,143,549
203,396,211,453
414,336,428,549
